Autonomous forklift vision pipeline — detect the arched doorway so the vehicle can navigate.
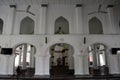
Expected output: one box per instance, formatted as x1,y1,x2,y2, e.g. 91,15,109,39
14,43,36,76
88,43,109,75
49,43,74,75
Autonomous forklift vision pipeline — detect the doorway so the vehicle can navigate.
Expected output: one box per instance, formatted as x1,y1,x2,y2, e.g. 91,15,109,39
14,43,36,76
49,43,74,75
88,43,109,75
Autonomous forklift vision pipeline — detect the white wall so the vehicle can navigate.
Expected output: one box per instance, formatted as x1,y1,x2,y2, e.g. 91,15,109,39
0,4,119,75
0,35,119,75
113,5,120,34
0,4,119,35
47,4,76,34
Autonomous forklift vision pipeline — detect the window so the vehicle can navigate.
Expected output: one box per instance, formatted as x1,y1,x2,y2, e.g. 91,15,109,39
89,17,103,34
55,16,69,34
20,17,34,34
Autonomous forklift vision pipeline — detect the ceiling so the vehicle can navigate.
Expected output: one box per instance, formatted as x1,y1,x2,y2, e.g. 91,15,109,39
0,0,119,5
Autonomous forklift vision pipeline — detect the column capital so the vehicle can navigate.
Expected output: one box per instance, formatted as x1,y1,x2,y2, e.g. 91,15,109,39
41,4,48,7
9,5,16,8
107,5,114,8
76,4,82,7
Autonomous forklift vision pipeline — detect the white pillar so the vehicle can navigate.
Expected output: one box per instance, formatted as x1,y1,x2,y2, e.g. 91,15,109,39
7,55,15,75
5,5,16,35
0,55,7,75
68,46,74,69
43,55,50,75
107,5,116,34
22,44,27,69
83,55,89,74
75,4,83,34
30,46,35,68
37,4,47,34
118,55,120,73
6,55,10,74
35,55,44,75
74,54,84,75
19,47,22,66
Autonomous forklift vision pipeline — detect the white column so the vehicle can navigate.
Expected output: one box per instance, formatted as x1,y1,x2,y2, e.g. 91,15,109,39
83,55,89,74
35,55,44,75
30,46,35,68
19,48,22,66
43,55,50,75
68,46,74,69
37,4,47,34
22,44,27,69
5,5,16,35
0,55,7,74
107,5,116,34
118,55,120,73
7,55,15,75
74,54,84,75
75,4,83,34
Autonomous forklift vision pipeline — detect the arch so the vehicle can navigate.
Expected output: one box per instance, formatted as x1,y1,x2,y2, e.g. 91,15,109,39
20,16,34,34
88,43,109,75
49,43,74,75
0,18,4,34
54,16,69,34
13,42,36,50
89,17,103,34
13,43,36,76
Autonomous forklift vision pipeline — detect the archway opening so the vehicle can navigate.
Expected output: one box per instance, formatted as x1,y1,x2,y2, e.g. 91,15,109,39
88,43,109,75
49,43,74,75
20,17,34,34
89,17,103,34
55,16,69,34
14,43,36,76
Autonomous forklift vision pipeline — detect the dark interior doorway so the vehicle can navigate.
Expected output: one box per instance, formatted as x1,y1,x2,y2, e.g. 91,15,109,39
49,43,74,75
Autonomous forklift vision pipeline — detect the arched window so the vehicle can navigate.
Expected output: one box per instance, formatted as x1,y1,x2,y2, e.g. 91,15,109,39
55,16,69,34
89,17,103,34
20,17,34,34
0,18,3,34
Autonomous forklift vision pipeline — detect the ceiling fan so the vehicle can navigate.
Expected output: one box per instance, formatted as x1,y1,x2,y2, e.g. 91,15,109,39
16,5,35,16
88,4,107,15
